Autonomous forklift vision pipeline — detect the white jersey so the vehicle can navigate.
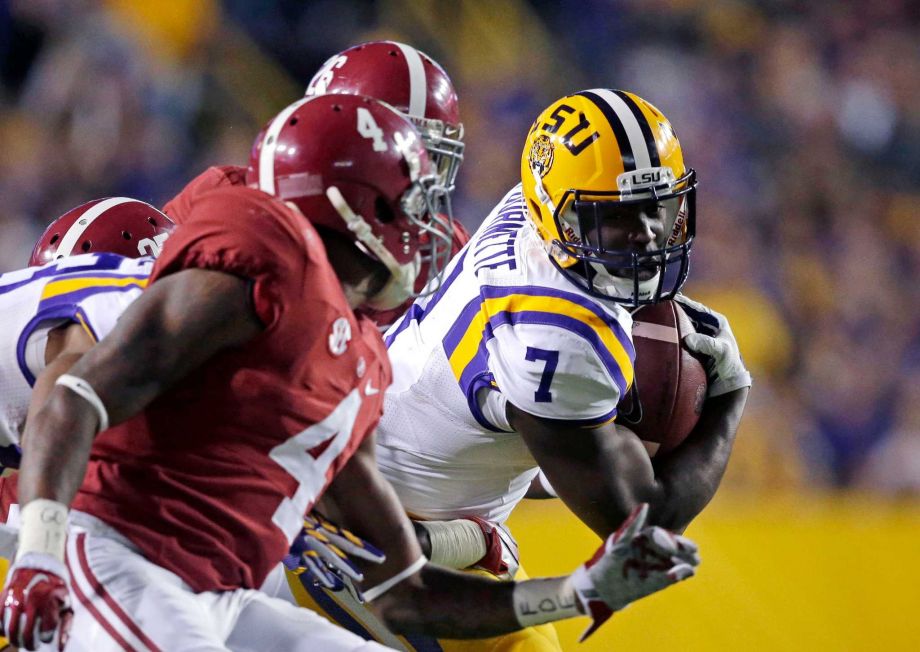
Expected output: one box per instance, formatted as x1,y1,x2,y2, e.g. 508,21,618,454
378,185,635,523
0,253,152,451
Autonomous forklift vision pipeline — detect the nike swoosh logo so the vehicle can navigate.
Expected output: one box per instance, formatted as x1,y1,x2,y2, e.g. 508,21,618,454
365,381,380,396
618,383,643,425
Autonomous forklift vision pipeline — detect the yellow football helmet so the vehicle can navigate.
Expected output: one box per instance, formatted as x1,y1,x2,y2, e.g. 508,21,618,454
521,89,697,306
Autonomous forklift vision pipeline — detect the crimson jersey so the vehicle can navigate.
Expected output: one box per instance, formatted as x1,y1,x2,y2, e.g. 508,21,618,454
161,165,247,225
72,185,390,592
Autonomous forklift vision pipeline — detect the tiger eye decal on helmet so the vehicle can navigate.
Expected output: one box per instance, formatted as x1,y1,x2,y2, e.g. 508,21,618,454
529,134,555,178
520,89,697,307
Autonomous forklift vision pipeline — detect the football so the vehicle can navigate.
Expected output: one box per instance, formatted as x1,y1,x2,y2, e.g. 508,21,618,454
617,300,708,457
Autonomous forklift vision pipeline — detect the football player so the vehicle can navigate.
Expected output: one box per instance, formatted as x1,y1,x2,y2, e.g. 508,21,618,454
0,201,381,608
1,95,699,651
0,198,173,651
163,40,471,329
0,197,173,475
342,89,751,648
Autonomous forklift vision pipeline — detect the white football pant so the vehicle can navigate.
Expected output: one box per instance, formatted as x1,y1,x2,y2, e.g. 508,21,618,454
63,512,387,651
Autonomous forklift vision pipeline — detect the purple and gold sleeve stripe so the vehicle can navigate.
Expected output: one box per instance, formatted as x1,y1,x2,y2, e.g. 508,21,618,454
40,275,148,302
16,306,99,387
569,406,618,428
444,285,635,399
0,252,145,297
487,308,631,400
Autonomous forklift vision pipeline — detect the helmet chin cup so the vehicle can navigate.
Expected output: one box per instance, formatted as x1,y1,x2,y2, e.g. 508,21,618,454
327,185,421,310
365,256,420,310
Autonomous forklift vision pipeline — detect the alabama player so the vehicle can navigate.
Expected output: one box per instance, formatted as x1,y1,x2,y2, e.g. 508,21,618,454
1,95,699,651
307,40,466,326
0,198,380,608
163,40,471,329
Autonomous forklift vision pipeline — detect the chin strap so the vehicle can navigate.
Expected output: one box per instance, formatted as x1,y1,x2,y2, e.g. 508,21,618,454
365,262,420,311
531,167,556,215
326,186,419,310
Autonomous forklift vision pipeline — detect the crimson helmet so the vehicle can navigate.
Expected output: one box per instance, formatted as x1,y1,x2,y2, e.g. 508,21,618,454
29,197,175,266
246,94,451,311
305,41,464,201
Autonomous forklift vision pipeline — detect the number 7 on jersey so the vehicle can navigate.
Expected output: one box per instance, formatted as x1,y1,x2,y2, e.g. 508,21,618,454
525,346,559,403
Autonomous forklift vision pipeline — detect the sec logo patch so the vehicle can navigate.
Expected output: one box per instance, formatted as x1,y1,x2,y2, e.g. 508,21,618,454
328,317,352,356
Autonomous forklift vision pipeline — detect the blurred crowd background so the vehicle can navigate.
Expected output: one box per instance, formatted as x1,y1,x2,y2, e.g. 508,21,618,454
1,0,918,495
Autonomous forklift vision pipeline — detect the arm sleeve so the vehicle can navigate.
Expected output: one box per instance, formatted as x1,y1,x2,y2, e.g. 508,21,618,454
152,189,302,329
486,321,632,426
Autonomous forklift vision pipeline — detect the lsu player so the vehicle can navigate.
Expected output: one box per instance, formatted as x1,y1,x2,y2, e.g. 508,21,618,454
1,95,699,651
160,46,689,648
0,198,173,650
0,197,174,476
317,89,750,649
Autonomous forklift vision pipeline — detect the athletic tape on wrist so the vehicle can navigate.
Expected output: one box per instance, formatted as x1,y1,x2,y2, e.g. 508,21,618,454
513,576,581,628
419,519,488,569
56,373,109,432
363,556,426,602
17,499,68,563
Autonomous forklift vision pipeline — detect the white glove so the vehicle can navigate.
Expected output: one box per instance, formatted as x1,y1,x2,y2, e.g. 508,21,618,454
570,504,699,640
675,294,752,397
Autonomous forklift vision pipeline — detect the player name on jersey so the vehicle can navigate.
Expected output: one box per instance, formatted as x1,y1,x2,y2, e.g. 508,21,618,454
473,189,529,274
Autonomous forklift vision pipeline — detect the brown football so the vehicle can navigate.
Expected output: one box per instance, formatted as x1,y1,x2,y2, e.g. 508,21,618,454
617,300,708,457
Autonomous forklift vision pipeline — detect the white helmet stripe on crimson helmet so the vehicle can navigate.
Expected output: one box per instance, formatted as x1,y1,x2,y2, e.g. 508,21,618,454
259,97,312,195
580,88,654,171
55,197,135,257
393,42,427,119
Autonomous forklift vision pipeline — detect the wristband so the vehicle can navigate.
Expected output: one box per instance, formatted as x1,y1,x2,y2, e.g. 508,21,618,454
513,576,581,628
56,374,109,432
16,499,68,563
418,519,488,569
363,556,426,602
